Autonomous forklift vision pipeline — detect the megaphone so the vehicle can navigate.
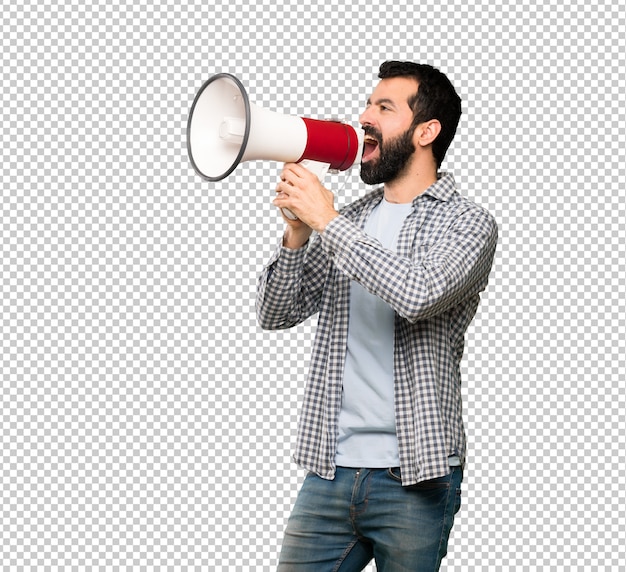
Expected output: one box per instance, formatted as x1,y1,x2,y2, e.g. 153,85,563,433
187,73,364,218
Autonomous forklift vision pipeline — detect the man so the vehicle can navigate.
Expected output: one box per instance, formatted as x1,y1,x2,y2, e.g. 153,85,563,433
256,61,498,571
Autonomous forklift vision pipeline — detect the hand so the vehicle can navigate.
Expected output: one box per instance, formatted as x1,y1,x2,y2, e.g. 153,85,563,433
273,163,339,234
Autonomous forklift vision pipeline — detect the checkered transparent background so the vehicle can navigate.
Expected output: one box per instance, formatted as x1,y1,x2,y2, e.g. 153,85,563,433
2,0,624,570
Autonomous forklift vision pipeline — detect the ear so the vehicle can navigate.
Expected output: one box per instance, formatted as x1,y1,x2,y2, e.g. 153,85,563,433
414,119,441,148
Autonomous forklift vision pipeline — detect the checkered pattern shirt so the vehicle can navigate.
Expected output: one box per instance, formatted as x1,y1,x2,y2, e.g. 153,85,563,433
256,172,498,485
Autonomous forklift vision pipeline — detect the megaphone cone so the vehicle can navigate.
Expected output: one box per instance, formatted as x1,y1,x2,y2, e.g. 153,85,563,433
187,74,251,181
187,73,364,182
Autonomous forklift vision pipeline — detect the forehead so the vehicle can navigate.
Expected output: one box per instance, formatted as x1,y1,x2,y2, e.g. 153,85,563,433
367,76,419,108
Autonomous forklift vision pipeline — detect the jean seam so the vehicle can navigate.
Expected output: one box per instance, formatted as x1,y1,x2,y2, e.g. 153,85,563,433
331,538,360,572
435,467,458,569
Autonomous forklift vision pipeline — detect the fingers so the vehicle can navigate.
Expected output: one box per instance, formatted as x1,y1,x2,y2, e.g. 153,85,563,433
280,162,314,185
273,188,292,210
276,163,306,198
274,171,305,222
275,180,294,201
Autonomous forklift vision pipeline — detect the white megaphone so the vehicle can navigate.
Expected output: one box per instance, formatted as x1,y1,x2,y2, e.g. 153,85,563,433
187,73,364,219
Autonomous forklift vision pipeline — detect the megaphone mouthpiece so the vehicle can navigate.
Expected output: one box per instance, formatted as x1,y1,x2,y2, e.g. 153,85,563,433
299,118,363,172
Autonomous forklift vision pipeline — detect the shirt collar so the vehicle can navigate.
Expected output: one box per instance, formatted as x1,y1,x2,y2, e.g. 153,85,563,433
365,171,457,209
412,171,457,204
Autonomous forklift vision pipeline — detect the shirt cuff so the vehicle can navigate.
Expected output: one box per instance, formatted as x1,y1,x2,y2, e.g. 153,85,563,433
266,238,309,276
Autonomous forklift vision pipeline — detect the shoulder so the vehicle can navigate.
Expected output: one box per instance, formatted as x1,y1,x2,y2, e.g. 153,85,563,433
418,185,498,250
436,181,497,237
453,194,498,236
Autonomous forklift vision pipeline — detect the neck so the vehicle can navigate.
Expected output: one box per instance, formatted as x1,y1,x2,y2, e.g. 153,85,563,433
383,161,438,204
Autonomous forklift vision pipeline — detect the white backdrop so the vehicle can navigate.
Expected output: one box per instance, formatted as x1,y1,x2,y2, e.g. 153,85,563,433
2,0,625,570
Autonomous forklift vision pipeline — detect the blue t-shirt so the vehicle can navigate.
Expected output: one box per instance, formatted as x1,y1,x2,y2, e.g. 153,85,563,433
335,197,414,468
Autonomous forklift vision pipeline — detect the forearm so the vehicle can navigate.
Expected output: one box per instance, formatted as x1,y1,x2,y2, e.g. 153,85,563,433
256,238,327,330
320,212,498,322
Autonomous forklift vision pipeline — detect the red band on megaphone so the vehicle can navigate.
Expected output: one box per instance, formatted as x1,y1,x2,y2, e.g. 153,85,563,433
299,118,360,171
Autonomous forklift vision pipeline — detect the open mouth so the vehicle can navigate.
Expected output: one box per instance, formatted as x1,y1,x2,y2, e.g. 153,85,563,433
362,134,380,162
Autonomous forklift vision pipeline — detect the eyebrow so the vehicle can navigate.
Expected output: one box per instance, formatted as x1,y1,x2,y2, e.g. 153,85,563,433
366,97,397,108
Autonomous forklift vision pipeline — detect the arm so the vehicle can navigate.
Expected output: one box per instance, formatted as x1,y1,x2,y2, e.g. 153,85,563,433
255,237,330,330
256,163,337,330
320,205,498,322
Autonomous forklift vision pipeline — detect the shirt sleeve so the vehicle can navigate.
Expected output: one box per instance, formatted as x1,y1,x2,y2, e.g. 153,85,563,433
319,206,498,323
255,236,329,330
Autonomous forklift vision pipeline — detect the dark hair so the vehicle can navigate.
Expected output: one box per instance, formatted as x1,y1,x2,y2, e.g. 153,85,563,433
378,61,462,168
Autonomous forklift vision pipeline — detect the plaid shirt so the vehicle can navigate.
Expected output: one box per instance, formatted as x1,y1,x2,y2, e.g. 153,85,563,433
256,173,498,485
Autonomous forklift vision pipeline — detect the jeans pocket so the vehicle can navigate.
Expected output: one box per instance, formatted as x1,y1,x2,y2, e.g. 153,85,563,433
387,467,461,490
413,474,452,491
387,467,402,483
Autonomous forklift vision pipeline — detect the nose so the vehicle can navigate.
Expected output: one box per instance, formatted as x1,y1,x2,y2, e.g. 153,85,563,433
359,106,373,127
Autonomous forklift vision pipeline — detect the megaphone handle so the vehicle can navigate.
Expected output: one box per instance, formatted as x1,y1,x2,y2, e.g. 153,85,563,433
299,159,331,180
282,207,299,220
281,159,331,221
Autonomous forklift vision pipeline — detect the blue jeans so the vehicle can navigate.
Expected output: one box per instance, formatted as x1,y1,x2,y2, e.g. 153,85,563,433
277,466,462,572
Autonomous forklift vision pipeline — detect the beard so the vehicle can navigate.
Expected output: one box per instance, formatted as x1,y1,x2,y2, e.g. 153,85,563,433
359,125,416,185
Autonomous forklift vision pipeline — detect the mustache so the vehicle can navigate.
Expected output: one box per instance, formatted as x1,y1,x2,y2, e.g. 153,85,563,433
363,126,383,143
